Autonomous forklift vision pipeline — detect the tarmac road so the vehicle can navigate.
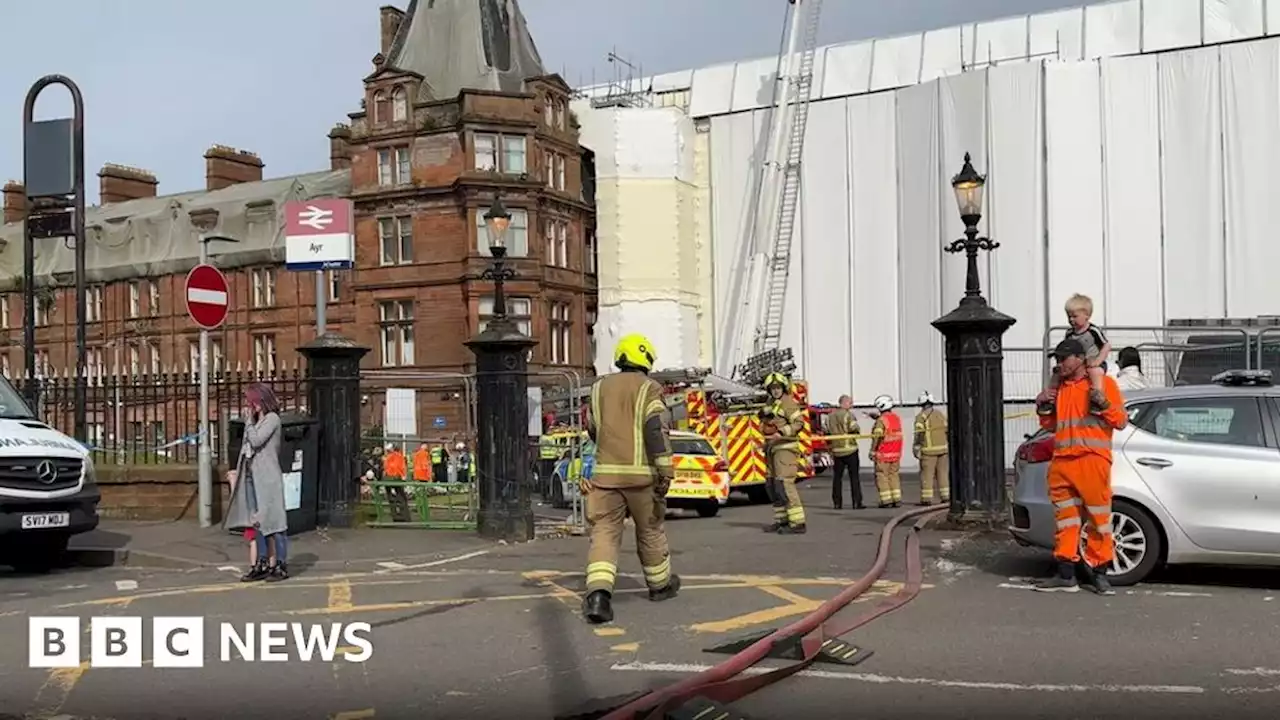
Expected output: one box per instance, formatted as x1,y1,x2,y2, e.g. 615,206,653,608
1,474,1278,719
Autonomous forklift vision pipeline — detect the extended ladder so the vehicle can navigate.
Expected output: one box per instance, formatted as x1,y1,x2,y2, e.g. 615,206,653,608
754,0,823,354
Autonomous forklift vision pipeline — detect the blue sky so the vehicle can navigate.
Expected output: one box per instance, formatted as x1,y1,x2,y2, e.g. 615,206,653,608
0,0,1084,201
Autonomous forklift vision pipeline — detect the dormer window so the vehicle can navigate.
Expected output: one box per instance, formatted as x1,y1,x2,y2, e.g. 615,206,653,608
391,86,408,122
373,90,390,124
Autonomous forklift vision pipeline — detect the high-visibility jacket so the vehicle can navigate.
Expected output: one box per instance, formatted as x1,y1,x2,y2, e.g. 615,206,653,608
764,395,806,454
826,408,861,457
587,371,673,489
913,408,948,456
538,437,559,459
412,450,430,480
383,450,407,479
871,412,903,463
431,447,444,464
1039,375,1127,463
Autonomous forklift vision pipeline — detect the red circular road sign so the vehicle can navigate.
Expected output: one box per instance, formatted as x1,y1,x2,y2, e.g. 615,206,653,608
185,264,230,329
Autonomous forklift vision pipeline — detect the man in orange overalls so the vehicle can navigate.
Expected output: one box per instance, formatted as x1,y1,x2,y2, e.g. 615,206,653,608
381,444,411,522
412,443,431,482
1034,338,1128,595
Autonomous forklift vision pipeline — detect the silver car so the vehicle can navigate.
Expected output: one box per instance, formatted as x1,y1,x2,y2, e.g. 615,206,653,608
1008,370,1280,586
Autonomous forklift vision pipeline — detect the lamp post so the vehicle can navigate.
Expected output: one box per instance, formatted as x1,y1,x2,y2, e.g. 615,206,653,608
931,152,1016,528
466,194,537,543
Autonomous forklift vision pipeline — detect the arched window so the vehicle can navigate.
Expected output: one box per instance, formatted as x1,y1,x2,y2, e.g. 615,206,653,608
372,90,390,124
391,86,408,122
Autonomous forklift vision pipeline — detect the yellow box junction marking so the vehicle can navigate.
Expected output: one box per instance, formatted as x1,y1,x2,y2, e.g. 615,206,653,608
690,579,913,634
327,580,354,612
610,642,641,653
31,661,89,719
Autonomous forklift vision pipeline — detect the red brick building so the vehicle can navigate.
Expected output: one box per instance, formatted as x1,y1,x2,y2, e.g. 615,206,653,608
0,0,597,443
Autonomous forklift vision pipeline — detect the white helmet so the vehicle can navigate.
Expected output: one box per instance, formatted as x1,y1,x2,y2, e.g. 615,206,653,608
456,442,465,450
918,390,938,406
873,395,895,412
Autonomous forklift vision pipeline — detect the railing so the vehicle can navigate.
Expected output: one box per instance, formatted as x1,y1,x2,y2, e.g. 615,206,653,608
1041,325,1254,388
9,369,308,466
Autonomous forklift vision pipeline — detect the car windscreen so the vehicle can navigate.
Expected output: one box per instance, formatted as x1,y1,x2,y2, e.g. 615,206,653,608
0,376,34,419
671,438,715,455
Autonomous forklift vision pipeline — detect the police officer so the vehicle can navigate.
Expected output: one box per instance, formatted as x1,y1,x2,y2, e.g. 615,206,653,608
581,333,681,624
761,372,807,534
913,391,949,505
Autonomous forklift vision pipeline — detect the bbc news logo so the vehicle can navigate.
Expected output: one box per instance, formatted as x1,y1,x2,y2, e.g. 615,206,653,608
29,617,373,668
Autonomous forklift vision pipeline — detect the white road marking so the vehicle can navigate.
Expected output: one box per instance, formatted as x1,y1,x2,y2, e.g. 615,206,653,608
997,582,1214,598
114,580,138,591
1225,668,1280,677
610,661,1205,694
997,583,1038,591
217,566,240,573
375,550,489,573
1264,596,1274,602
376,561,407,571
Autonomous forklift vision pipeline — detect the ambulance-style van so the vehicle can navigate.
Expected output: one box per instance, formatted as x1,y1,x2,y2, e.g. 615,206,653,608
0,375,100,572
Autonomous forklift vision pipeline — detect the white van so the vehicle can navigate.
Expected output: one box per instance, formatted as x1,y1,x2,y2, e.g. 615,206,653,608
0,374,101,572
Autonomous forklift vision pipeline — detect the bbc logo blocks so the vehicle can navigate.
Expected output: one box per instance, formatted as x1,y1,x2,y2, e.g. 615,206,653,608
31,617,205,668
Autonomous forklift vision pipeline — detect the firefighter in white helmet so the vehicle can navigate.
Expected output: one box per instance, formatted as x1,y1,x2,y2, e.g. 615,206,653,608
869,394,904,508
913,391,949,505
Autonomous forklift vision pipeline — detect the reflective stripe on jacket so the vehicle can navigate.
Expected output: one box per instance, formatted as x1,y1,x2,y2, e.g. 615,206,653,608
588,372,672,488
826,408,860,456
1039,375,1128,463
914,408,948,456
872,413,903,463
765,396,805,454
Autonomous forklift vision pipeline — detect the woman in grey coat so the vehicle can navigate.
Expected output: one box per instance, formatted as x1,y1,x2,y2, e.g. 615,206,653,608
224,383,290,582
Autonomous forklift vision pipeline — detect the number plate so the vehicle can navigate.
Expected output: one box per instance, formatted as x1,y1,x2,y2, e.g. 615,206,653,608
21,512,70,530
675,470,702,480
666,487,709,498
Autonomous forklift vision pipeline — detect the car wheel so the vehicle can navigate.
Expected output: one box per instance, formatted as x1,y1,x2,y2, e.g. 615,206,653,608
696,502,720,518
6,533,70,574
1106,499,1162,586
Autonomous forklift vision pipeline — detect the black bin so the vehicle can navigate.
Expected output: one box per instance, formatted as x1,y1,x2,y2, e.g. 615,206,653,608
228,412,320,535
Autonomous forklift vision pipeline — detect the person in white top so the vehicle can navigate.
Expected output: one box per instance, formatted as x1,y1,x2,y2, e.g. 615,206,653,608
1115,347,1150,392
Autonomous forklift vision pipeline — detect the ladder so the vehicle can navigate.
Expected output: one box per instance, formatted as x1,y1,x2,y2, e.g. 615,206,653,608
754,0,824,354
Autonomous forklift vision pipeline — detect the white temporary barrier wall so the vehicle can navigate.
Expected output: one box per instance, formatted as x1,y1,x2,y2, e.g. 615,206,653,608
704,35,1280,407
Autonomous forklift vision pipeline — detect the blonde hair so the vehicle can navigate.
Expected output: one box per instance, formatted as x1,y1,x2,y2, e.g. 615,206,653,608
1065,293,1093,316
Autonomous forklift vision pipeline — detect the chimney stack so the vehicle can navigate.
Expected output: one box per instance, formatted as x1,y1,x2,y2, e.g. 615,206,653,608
204,145,264,191
98,165,159,204
328,125,352,171
380,6,405,55
2,181,25,224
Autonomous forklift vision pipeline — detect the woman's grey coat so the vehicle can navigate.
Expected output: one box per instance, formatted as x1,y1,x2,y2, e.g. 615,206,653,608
223,412,288,536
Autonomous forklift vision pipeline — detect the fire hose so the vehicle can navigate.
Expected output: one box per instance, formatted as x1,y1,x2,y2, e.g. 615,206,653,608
599,503,948,720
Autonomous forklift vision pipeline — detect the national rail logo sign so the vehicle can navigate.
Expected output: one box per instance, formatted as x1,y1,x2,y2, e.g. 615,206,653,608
29,617,373,668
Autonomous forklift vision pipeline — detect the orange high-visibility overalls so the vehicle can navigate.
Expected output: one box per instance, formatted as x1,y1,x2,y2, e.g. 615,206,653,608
412,449,431,481
383,450,407,480
1040,375,1128,567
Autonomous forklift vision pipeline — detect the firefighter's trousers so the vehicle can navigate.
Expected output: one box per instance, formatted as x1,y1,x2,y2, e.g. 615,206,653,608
584,485,673,594
874,460,902,505
766,447,805,526
919,453,950,503
1048,454,1114,568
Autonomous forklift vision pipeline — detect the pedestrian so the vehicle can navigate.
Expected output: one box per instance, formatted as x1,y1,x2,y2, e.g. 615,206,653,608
580,333,681,625
431,444,449,483
454,442,472,483
826,394,863,510
412,443,431,481
224,383,290,582
381,443,411,521
760,372,808,534
1039,294,1113,416
1115,346,1150,392
1034,338,1128,594
913,391,949,506
869,395,903,508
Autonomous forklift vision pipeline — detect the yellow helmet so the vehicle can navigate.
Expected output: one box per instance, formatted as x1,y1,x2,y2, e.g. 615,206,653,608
763,372,790,391
614,333,657,371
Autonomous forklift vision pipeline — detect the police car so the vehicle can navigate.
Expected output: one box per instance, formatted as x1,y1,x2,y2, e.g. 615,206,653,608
0,375,100,572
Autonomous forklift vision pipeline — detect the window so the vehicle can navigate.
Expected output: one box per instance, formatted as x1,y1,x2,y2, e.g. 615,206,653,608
147,340,160,375
188,340,199,374
544,150,554,189
378,301,415,367
555,154,565,191
211,339,224,374
1136,397,1265,449
35,350,50,377
586,306,598,362
554,101,564,130
391,86,408,122
251,268,276,308
87,286,103,323
544,219,568,267
150,421,165,447
87,347,105,377
1,354,10,378
377,146,411,186
327,270,340,302
1,294,9,328
475,208,528,257
474,133,526,174
379,216,414,265
252,334,277,375
479,296,532,336
148,281,160,317
586,227,597,274
373,90,390,124
128,281,140,318
544,96,554,125
550,302,571,365
34,295,50,327
128,345,140,375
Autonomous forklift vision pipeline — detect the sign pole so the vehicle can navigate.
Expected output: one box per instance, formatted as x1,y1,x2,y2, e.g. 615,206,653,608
187,226,234,529
315,270,327,335
197,237,213,528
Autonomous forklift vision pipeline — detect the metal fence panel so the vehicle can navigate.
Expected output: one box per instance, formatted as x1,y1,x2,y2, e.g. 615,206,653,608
1042,325,1252,388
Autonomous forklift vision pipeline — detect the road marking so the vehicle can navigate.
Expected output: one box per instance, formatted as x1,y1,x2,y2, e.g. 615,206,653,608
594,627,626,637
1225,668,1280,677
114,580,138,591
31,661,89,718
610,642,640,652
327,580,353,611
217,566,240,573
999,583,1214,598
376,561,406,571
330,710,375,720
609,661,1206,694
998,583,1037,591
689,581,903,635
375,550,489,573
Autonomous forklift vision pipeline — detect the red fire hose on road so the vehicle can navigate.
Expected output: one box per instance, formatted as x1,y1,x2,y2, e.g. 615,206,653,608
600,504,947,720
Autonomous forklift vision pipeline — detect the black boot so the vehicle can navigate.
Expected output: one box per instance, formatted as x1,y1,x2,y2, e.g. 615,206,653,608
1082,563,1115,596
1034,561,1080,593
266,562,289,583
648,575,681,602
778,523,807,535
240,559,269,583
582,590,614,624
763,520,787,533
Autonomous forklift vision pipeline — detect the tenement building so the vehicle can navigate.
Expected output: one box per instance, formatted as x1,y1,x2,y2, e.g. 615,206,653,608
0,0,597,445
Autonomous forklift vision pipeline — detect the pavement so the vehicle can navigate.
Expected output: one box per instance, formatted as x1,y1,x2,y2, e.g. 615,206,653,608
2,472,1279,719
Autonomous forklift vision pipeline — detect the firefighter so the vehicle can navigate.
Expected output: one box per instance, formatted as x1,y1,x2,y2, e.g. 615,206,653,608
760,372,807,534
827,394,863,509
580,333,681,624
869,395,903,508
913,391,949,506
1034,338,1128,594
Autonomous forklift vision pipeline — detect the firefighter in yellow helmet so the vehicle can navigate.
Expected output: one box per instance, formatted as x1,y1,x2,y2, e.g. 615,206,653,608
760,371,807,534
580,333,680,624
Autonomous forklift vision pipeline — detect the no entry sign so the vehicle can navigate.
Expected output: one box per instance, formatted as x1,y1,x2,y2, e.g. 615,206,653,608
185,264,229,329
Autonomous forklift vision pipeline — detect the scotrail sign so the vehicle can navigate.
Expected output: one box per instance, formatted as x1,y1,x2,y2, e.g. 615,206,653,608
284,198,354,271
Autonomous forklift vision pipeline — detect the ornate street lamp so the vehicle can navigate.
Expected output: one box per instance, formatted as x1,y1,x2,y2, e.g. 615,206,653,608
932,152,1016,527
481,193,517,323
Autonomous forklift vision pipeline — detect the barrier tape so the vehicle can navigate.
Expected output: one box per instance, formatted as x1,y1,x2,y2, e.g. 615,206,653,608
81,431,205,455
788,409,1040,444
